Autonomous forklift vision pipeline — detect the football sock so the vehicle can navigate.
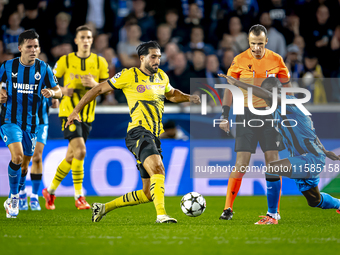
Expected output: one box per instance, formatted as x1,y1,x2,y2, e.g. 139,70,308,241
316,193,340,209
71,158,84,198
150,174,166,216
105,190,150,213
31,193,38,200
8,161,21,195
31,173,42,195
18,173,27,192
266,175,282,214
224,173,245,210
48,159,71,194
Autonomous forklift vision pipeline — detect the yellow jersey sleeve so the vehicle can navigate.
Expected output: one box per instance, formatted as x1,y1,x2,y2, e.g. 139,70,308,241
165,74,173,93
107,69,132,90
53,55,66,79
98,56,109,80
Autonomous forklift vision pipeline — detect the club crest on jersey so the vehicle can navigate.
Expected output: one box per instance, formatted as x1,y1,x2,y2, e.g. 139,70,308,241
155,78,160,83
137,85,146,93
34,72,41,80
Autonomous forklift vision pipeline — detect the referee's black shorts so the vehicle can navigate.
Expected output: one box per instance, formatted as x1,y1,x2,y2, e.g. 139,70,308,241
235,107,285,153
125,126,163,179
60,117,92,142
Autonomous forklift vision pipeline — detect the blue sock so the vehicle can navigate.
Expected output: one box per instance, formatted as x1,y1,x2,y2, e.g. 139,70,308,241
19,173,27,192
8,161,21,195
316,193,340,209
266,178,281,214
31,173,42,195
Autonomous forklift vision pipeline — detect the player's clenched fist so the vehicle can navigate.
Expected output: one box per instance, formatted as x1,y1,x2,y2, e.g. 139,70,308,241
65,111,81,128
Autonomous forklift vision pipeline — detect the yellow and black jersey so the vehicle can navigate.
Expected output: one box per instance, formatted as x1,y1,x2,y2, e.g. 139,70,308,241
107,68,173,137
54,52,109,123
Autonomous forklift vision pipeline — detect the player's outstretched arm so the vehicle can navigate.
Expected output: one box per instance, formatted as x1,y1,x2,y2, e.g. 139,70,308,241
41,86,62,99
65,81,113,128
316,136,340,160
165,88,200,104
218,74,275,104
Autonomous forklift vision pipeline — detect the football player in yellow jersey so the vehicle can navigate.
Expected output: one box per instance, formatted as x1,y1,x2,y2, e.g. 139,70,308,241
66,41,200,223
42,26,109,210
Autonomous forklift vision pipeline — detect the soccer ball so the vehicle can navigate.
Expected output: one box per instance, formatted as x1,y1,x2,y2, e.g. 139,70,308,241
180,192,206,217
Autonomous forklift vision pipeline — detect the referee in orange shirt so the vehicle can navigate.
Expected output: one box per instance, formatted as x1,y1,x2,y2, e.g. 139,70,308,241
219,24,291,224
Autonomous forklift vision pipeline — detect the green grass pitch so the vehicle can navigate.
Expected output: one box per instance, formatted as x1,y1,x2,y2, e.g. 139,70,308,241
1,195,339,255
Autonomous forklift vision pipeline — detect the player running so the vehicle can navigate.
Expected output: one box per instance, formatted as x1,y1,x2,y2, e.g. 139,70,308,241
66,41,200,223
220,74,340,224
42,25,109,210
0,30,62,218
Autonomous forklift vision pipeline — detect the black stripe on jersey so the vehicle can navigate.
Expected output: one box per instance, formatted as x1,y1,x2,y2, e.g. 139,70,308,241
281,116,306,155
1,104,6,125
158,73,163,80
44,69,52,88
81,58,86,71
11,58,19,124
304,139,319,157
1,61,7,82
107,79,117,90
86,101,91,122
277,122,293,155
97,55,99,69
150,75,154,83
155,107,161,137
66,54,69,68
31,60,41,132
130,101,139,115
38,101,43,124
21,67,30,131
133,68,138,82
140,101,156,135
141,110,151,129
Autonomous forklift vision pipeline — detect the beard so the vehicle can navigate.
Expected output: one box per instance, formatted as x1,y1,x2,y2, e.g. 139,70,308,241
145,63,158,74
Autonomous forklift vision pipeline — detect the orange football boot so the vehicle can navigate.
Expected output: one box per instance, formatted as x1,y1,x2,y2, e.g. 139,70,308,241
255,215,278,225
75,196,91,210
42,188,56,210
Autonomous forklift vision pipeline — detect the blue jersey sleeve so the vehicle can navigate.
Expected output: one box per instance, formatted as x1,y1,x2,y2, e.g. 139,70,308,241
44,64,58,89
0,62,7,85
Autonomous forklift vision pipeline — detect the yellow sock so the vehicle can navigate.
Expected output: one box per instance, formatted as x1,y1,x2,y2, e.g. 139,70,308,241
49,159,71,192
71,158,84,197
105,190,150,213
150,174,166,216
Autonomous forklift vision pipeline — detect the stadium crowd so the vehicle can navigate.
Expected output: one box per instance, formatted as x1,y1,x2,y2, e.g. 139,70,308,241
0,0,339,104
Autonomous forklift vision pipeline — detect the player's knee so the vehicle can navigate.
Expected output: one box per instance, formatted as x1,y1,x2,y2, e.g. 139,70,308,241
32,153,42,164
143,188,152,201
12,154,23,165
21,168,28,176
74,147,86,159
307,197,321,207
150,162,165,175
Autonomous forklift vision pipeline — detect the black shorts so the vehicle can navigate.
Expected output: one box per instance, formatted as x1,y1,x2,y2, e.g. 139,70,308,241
235,107,285,153
60,117,92,142
125,126,162,179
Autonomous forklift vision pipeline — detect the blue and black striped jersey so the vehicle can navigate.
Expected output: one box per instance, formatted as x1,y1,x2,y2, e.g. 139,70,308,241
274,95,323,157
38,97,52,125
0,57,58,133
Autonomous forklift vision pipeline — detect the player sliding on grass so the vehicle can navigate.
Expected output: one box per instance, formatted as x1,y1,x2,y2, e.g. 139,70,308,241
219,75,340,224
65,41,200,223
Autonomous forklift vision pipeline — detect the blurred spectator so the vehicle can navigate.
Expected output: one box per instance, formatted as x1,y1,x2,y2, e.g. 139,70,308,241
263,0,291,31
217,34,234,58
93,33,109,56
183,3,203,28
228,16,248,55
129,0,156,41
184,26,215,56
299,52,327,104
43,0,76,31
0,39,13,64
160,120,188,140
117,23,141,68
118,14,138,43
48,12,74,64
38,51,48,63
190,49,206,78
159,42,180,72
260,12,287,57
330,25,340,102
1,12,24,56
293,35,305,56
0,0,8,27
205,54,225,103
165,9,188,45
281,14,300,45
221,48,234,73
167,52,195,94
21,0,44,33
103,47,121,78
156,23,172,53
285,44,303,79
